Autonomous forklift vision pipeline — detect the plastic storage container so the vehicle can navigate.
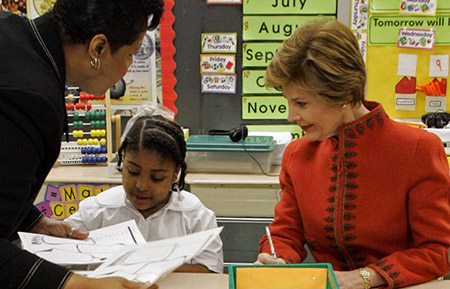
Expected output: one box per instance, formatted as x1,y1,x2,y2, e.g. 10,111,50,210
186,135,276,174
248,131,292,165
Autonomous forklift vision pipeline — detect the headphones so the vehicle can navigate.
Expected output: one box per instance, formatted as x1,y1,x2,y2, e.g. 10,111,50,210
208,125,248,142
421,111,450,128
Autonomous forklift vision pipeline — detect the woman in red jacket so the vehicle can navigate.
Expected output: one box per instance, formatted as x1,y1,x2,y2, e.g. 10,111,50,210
256,19,450,289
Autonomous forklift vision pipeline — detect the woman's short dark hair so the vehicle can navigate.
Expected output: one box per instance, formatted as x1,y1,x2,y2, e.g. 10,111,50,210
51,0,164,53
117,115,187,191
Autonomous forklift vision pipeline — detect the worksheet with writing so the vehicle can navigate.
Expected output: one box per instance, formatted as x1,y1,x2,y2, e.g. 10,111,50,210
19,220,146,265
88,227,223,285
20,221,223,285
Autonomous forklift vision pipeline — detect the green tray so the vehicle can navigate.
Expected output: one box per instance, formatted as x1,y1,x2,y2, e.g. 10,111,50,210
228,263,339,289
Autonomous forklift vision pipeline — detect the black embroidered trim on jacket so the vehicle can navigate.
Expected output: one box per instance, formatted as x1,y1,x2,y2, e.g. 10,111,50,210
356,123,365,135
367,117,374,129
323,107,388,271
375,260,404,288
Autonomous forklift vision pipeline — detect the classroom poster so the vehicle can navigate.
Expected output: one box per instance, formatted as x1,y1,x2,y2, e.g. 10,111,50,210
110,31,158,109
364,0,450,118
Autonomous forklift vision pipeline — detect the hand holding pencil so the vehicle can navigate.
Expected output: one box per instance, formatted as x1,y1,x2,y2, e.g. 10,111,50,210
254,226,286,265
265,226,277,260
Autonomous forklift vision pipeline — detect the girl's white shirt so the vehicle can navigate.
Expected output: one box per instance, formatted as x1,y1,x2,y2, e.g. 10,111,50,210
65,185,224,273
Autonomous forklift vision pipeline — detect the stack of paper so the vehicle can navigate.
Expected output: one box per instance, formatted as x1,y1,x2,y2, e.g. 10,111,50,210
19,220,222,285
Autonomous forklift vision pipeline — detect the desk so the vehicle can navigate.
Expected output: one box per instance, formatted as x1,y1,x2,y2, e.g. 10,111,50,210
45,165,121,184
185,169,280,217
157,272,228,289
157,272,450,289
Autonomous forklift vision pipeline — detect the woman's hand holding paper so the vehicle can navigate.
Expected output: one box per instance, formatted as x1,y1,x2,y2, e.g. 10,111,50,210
30,216,89,240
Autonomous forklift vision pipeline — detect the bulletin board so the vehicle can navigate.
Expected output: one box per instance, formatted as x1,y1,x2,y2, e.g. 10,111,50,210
173,0,341,136
173,1,248,134
360,0,450,119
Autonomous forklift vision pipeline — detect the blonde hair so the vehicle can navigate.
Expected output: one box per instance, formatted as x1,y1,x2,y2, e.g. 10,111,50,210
265,19,366,106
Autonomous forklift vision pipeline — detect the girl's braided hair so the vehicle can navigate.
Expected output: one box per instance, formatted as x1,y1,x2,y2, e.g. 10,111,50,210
118,115,187,190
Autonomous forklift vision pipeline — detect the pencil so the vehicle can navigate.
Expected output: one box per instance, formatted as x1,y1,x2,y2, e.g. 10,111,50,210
265,226,277,260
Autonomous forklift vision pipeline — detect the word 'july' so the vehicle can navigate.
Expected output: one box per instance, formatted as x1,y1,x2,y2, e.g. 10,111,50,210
271,0,307,9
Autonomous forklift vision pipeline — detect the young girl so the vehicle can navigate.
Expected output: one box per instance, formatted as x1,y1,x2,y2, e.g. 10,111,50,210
65,115,223,273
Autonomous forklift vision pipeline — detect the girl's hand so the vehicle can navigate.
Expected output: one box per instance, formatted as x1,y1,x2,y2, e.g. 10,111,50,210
31,217,89,240
254,253,286,265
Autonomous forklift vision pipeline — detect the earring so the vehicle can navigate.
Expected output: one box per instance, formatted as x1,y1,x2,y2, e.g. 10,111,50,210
171,182,185,201
172,182,180,192
341,104,347,109
90,58,100,70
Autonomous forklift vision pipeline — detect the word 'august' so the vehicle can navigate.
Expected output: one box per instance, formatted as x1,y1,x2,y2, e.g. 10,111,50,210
259,22,299,37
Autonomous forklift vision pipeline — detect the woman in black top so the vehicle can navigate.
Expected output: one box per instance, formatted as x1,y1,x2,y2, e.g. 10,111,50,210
0,0,163,288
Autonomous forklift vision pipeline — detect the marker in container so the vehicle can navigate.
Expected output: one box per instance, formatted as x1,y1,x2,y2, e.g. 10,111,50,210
265,226,277,260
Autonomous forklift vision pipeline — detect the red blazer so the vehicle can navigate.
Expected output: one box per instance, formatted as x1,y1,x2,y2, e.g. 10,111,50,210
260,102,450,289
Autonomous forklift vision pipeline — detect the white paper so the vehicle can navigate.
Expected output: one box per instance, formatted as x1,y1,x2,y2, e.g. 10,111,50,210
397,54,418,76
425,95,447,112
429,55,449,77
356,32,367,63
19,220,146,265
201,74,237,94
397,28,435,50
88,227,223,285
350,0,368,31
399,0,437,16
395,93,417,111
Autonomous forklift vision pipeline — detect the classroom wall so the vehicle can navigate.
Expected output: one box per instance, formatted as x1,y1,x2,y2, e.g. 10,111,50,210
173,0,351,135
173,1,245,134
